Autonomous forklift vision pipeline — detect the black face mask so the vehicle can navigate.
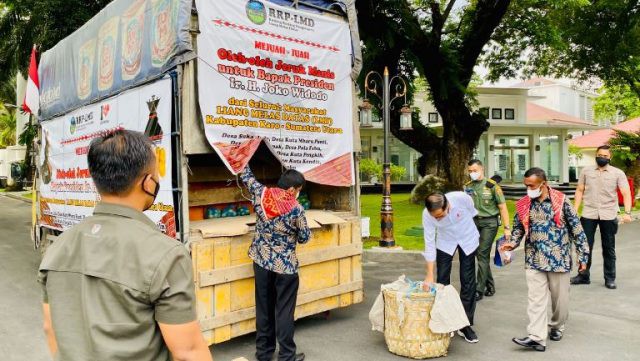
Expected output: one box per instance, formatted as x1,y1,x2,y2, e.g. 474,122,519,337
596,157,610,167
143,175,160,211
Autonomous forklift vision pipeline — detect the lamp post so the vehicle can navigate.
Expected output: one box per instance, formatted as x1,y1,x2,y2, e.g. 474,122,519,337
359,67,412,248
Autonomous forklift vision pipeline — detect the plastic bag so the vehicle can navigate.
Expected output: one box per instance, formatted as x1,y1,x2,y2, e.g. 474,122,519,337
494,235,512,267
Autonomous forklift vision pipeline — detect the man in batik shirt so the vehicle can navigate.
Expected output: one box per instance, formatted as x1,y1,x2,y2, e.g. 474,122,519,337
502,167,589,352
240,166,310,361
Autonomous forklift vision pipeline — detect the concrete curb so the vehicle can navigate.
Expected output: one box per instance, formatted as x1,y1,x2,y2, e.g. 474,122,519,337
0,192,32,204
364,248,425,263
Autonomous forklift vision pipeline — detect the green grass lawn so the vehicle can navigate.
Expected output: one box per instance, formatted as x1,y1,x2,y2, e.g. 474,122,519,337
361,192,640,251
22,192,32,199
360,193,516,251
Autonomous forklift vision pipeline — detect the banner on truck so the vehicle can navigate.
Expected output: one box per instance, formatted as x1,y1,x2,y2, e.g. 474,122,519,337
39,78,176,237
196,0,355,186
38,0,191,120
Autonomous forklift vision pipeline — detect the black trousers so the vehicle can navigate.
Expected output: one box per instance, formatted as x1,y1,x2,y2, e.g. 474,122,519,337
436,247,477,325
254,263,299,361
580,217,618,282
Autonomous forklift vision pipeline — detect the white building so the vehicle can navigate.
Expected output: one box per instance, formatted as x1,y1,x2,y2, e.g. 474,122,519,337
360,80,601,184
512,78,599,124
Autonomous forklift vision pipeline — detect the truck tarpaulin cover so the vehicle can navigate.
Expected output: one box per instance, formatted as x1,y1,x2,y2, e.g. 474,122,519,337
38,0,192,120
38,78,176,237
196,0,355,187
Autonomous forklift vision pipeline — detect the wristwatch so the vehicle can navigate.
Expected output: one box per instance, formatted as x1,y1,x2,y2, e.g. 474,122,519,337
625,211,632,215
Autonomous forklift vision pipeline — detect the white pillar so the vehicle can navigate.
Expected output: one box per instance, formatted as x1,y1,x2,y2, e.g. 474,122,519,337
561,129,570,183
531,130,540,171
487,132,495,177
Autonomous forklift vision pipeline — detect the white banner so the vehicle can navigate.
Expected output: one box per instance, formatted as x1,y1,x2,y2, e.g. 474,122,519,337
196,0,354,186
39,78,176,236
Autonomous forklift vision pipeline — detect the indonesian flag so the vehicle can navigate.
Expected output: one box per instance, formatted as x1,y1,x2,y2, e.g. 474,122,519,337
21,45,40,115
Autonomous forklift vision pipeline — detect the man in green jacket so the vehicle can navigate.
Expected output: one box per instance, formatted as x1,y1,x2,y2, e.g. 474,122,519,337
465,159,511,301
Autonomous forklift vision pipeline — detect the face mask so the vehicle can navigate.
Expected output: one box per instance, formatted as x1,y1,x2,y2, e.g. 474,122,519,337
596,157,610,167
527,185,543,199
143,175,160,211
469,172,481,181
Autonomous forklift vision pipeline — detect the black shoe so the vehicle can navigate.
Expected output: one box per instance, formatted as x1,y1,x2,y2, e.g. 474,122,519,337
549,329,563,341
605,281,617,289
484,285,495,297
475,291,484,301
512,337,545,351
273,354,305,361
457,326,479,343
570,275,590,285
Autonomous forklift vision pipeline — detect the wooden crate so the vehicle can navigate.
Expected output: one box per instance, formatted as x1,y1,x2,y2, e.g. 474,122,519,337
190,211,363,345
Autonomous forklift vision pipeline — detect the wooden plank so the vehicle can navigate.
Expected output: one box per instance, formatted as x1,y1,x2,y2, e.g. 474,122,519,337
213,239,231,343
338,222,352,307
306,210,347,226
349,219,363,304
222,297,347,342
299,260,339,294
308,184,352,211
188,186,248,207
199,243,362,287
193,242,214,345
200,280,362,331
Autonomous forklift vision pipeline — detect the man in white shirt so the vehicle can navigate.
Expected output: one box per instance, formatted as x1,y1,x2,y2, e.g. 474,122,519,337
423,191,480,343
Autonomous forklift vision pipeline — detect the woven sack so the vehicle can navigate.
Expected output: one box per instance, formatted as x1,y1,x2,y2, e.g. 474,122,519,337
383,289,451,359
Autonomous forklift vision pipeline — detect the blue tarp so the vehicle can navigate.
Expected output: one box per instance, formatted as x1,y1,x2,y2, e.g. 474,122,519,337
38,0,192,120
39,0,361,120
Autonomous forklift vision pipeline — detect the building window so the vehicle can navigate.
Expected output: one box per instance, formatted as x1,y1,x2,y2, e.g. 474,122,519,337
579,95,586,120
492,108,503,119
504,108,515,120
428,112,439,123
539,135,561,182
479,107,490,119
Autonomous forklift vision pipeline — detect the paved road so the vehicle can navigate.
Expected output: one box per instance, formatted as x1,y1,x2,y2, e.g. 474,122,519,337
1,196,639,360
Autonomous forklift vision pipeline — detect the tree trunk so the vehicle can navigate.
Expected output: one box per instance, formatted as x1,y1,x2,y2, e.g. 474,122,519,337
436,98,489,189
441,134,475,190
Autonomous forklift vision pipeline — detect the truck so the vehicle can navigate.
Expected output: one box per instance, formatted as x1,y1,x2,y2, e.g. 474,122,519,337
32,0,364,345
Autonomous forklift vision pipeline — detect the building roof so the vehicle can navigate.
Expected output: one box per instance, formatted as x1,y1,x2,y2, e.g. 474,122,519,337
476,86,531,96
570,117,640,148
511,77,599,96
526,102,591,126
511,77,558,87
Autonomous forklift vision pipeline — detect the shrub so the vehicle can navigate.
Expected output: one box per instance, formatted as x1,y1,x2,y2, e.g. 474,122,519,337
410,174,448,205
390,164,406,181
360,158,382,180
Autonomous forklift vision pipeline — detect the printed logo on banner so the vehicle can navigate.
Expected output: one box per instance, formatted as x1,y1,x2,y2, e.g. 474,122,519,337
69,111,95,135
101,104,111,121
69,116,77,135
246,0,267,25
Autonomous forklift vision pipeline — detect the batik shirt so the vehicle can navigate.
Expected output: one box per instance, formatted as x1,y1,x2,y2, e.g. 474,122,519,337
511,198,589,273
240,167,311,274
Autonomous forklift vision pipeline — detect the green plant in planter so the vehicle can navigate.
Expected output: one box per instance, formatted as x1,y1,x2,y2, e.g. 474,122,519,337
360,158,382,182
390,164,407,181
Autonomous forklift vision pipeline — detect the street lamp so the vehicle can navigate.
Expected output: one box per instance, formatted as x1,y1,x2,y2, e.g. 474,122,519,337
358,99,373,128
362,67,412,248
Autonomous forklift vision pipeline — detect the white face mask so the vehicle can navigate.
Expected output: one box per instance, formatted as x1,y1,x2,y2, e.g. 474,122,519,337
469,172,481,181
527,186,543,199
